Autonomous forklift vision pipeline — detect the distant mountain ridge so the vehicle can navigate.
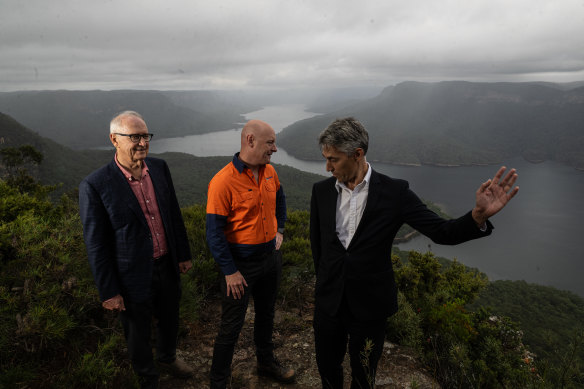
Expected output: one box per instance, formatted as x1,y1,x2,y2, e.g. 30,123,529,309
0,90,260,150
0,112,322,209
277,81,584,170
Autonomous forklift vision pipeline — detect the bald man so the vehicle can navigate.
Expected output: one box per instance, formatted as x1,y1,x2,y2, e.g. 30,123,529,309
206,120,294,388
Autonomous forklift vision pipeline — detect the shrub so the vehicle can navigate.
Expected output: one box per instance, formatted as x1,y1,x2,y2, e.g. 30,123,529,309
0,179,134,388
390,251,534,388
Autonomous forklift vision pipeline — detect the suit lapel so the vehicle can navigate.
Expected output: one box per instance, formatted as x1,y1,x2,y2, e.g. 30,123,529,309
108,159,149,230
325,179,339,224
321,178,344,245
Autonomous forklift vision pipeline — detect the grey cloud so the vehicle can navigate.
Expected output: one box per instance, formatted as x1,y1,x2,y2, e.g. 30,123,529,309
1,0,583,91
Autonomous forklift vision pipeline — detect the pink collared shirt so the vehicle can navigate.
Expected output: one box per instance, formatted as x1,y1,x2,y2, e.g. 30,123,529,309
115,155,168,259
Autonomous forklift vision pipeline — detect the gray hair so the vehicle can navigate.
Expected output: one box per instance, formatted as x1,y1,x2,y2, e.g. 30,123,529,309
318,117,369,156
110,110,144,133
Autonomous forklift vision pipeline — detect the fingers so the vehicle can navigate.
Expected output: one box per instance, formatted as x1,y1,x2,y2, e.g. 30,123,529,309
499,168,517,187
275,232,284,250
508,186,519,200
490,166,519,194
228,284,244,299
507,172,518,189
477,179,491,194
179,260,192,273
494,167,518,196
225,273,247,300
102,295,125,311
491,166,507,185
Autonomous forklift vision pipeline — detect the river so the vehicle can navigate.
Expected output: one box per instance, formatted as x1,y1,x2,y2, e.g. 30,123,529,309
149,105,584,297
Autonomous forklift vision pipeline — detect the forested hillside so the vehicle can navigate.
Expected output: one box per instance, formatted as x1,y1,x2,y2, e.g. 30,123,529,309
0,112,322,210
277,81,584,170
0,90,260,149
473,280,584,375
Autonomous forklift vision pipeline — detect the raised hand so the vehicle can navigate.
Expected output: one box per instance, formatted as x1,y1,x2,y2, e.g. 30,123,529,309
472,166,519,226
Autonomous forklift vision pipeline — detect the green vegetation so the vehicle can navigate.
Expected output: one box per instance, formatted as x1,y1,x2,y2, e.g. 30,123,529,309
388,251,536,388
0,156,313,388
2,143,583,387
473,280,584,387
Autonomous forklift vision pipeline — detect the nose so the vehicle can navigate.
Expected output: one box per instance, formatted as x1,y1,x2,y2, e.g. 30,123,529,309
272,143,278,152
326,161,333,172
138,137,148,146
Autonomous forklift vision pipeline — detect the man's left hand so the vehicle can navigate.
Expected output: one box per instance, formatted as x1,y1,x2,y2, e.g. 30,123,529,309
178,260,192,274
472,166,519,226
275,232,283,250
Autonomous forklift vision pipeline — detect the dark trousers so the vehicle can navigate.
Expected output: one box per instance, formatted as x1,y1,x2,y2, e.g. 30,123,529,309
210,250,282,389
313,297,387,389
119,255,181,389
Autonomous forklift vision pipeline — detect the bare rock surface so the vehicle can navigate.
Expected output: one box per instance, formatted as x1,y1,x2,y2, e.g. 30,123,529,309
158,298,440,389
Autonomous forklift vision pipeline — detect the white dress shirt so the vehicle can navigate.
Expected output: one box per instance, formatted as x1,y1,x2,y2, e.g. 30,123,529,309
335,163,372,248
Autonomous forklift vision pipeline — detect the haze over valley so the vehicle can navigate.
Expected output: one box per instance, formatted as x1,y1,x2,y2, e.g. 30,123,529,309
1,82,583,298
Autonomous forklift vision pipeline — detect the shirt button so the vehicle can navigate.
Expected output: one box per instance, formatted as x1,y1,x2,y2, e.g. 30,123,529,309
151,216,155,220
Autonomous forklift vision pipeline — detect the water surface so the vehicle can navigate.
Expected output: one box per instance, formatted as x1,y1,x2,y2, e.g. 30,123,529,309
152,105,584,296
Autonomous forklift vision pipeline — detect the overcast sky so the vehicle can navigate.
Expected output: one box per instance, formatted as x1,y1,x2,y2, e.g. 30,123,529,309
1,0,583,91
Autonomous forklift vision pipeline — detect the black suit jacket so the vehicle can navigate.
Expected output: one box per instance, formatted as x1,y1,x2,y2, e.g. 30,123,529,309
310,169,492,321
79,157,191,303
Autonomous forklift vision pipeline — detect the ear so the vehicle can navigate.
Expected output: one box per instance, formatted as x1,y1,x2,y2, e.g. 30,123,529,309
246,133,255,148
109,133,118,147
354,148,365,160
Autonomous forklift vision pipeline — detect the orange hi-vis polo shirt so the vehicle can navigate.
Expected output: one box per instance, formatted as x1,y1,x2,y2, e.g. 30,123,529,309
206,153,287,275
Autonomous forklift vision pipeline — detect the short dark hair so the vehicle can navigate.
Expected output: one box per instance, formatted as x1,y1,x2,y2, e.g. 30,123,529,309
318,117,369,156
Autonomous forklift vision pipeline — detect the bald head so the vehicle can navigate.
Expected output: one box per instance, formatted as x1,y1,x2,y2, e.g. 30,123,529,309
239,120,277,168
241,119,273,144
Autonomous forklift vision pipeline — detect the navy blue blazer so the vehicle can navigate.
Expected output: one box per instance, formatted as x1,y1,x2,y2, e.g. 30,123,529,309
310,169,493,321
79,157,191,303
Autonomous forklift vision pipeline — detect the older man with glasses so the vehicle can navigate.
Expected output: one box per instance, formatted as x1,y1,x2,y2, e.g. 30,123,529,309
79,110,194,389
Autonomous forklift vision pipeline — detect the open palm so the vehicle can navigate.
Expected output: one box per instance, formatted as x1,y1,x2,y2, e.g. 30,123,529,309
472,166,519,225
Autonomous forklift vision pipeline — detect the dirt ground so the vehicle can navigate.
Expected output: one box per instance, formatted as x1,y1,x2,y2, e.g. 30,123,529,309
158,297,441,389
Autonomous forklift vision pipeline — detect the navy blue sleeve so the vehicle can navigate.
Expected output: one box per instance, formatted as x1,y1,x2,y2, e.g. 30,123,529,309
206,213,238,275
79,178,121,301
276,184,287,229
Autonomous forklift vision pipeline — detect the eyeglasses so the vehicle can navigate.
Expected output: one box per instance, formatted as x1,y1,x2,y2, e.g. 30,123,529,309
113,133,154,143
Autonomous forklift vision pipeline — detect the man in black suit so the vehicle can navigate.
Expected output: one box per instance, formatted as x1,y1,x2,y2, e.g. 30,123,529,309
79,111,194,389
310,117,518,389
